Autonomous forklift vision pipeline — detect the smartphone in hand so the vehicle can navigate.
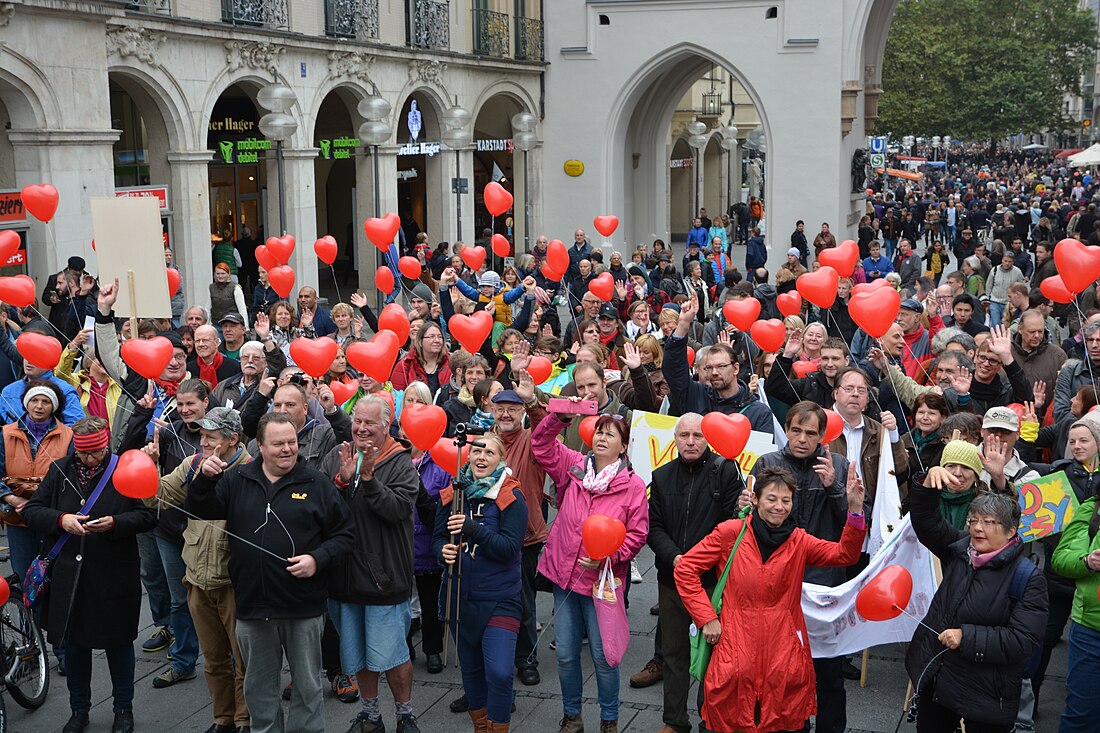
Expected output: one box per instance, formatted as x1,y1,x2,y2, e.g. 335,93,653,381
547,398,599,416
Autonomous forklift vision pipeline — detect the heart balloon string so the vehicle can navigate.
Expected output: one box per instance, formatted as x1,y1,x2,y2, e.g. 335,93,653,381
151,493,292,563
893,603,939,635
1071,297,1096,390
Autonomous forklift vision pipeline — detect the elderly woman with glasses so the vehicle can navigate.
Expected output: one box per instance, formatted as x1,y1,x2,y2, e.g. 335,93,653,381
907,462,1047,733
23,417,158,733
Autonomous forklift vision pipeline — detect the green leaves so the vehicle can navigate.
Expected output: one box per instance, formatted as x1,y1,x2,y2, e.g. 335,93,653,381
877,0,1095,140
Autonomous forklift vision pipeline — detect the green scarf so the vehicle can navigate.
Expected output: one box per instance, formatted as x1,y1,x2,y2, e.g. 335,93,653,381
912,429,941,457
940,488,976,531
458,462,507,500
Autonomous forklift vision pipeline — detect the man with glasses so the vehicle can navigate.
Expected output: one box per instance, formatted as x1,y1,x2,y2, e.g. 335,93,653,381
665,296,773,433
1055,319,1100,421
211,340,284,413
767,333,850,409
968,325,1032,415
827,366,904,510
186,325,240,390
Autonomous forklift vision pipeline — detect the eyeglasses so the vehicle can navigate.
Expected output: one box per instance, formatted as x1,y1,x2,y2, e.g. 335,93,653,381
168,353,187,364
701,363,733,373
839,385,868,395
966,518,1002,529
240,354,266,362
975,354,1002,366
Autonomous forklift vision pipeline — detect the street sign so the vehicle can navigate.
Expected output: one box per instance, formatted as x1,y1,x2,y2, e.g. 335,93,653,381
451,177,469,194
869,136,887,154
870,153,886,168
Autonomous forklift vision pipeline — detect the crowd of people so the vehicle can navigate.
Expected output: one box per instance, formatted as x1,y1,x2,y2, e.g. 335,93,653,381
2,149,1100,733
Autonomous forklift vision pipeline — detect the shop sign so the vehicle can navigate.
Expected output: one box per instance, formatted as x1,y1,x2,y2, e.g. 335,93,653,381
5,250,25,266
318,136,359,160
216,137,273,165
0,191,27,225
397,142,441,157
563,160,585,177
208,117,256,133
670,158,694,169
477,138,514,153
116,186,170,212
397,169,418,181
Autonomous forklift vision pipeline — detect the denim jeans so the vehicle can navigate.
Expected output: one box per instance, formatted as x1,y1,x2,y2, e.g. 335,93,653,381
65,643,135,714
155,536,198,673
884,238,898,262
515,542,542,670
553,585,619,721
137,531,171,629
7,523,40,582
459,624,517,723
1059,621,1100,732
989,301,1006,330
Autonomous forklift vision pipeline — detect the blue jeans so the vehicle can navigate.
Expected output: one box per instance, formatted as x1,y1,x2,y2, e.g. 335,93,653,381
7,523,40,582
989,301,1006,329
459,623,517,723
884,238,898,262
65,643,135,714
553,585,619,721
1060,621,1100,732
155,536,198,673
138,531,171,629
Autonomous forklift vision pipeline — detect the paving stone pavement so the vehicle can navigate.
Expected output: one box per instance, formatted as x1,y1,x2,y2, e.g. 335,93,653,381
4,545,1067,732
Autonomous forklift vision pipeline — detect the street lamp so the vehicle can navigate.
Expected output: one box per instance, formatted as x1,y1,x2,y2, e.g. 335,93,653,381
931,135,942,162
441,102,472,246
688,120,707,216
257,81,298,235
511,111,538,255
941,134,950,164
717,124,738,216
357,91,392,308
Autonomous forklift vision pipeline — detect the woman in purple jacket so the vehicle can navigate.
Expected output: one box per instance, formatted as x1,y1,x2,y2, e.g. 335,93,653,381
532,407,649,733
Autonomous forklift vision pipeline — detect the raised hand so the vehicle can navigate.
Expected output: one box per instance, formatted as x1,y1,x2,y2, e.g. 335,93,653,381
253,312,271,340
879,410,897,432
201,454,228,478
748,373,759,393
513,368,536,404
925,466,962,491
142,428,160,463
867,346,886,372
523,276,538,294
783,328,804,359
950,365,972,395
1020,400,1038,424
510,340,532,372
679,296,699,326
350,291,368,309
1032,380,1047,411
815,447,837,487
846,462,865,513
337,441,357,484
299,308,315,328
69,329,91,352
622,341,642,371
317,383,335,413
430,301,441,319
988,325,1013,365
615,280,628,300
980,435,1011,482
136,381,157,410
98,277,120,315
717,328,732,347
352,315,364,337
440,268,457,287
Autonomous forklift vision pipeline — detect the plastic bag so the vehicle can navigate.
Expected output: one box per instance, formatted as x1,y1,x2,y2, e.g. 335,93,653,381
592,560,629,668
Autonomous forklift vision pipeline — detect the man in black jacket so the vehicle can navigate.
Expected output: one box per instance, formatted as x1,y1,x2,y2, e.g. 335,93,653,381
187,412,354,733
766,333,850,409
647,413,742,733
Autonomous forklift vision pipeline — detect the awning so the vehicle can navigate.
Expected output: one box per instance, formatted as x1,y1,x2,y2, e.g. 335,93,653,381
883,167,922,181
1056,148,1085,159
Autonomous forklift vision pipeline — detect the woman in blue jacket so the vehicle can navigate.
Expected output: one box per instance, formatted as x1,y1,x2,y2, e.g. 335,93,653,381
434,432,527,733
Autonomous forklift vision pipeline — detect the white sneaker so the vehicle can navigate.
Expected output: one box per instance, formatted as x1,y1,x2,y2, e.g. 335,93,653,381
630,559,643,584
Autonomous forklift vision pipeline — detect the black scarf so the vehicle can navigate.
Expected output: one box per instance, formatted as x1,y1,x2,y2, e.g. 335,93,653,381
751,510,796,563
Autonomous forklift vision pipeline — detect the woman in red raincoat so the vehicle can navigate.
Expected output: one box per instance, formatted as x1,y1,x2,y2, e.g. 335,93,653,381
674,465,866,733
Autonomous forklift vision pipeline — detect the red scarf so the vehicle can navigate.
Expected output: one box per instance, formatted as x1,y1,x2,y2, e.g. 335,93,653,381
198,351,224,388
153,378,180,397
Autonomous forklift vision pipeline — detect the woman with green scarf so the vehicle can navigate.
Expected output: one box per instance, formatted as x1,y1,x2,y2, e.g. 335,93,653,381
434,432,527,733
919,440,996,530
900,393,949,499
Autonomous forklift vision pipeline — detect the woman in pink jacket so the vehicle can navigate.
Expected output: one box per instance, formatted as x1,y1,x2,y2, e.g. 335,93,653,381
532,407,649,733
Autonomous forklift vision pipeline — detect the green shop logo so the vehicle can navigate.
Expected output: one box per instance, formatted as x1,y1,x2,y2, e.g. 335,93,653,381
219,141,234,164
214,137,274,164
316,136,359,161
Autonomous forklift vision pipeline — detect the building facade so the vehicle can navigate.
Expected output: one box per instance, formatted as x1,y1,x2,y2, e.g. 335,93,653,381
0,0,544,307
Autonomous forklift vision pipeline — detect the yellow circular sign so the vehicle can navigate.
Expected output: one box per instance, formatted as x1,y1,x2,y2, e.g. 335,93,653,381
563,160,585,177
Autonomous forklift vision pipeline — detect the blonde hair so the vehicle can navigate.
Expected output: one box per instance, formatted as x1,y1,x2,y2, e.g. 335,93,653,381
784,315,806,331
402,381,433,406
577,343,609,365
331,302,354,319
634,333,664,367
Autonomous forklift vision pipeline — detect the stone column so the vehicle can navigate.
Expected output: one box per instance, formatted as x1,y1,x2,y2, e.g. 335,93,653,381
279,148,321,294
731,142,744,203
356,148,400,296
167,150,214,311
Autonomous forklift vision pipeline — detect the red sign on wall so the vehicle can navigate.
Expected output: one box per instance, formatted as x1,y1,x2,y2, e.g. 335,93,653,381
115,186,169,212
0,191,26,224
6,250,26,266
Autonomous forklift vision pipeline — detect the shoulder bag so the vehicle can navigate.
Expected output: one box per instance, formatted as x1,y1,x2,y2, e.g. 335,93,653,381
689,517,750,681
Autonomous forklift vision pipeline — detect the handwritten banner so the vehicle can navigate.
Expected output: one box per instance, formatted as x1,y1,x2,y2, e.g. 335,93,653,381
628,410,775,486
1017,471,1079,542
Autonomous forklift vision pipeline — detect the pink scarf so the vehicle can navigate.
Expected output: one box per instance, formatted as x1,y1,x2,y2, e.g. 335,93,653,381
582,457,622,495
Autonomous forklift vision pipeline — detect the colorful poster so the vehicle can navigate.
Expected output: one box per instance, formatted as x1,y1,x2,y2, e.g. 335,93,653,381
1017,471,1079,542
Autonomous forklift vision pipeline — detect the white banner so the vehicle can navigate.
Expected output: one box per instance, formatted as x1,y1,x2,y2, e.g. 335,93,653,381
868,435,903,557
802,514,938,658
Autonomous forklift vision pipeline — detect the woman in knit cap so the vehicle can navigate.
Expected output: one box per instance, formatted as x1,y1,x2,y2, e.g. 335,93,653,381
918,439,993,530
23,417,158,733
208,261,248,327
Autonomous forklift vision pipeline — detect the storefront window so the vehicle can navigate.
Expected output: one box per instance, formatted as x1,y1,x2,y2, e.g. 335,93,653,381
111,86,151,188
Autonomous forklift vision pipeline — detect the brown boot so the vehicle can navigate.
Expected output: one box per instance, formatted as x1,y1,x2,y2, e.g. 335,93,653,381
557,713,584,733
599,720,618,733
629,658,664,688
487,721,510,733
469,707,489,733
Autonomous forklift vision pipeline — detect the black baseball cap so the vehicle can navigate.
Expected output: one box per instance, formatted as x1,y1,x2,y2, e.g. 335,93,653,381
598,304,618,320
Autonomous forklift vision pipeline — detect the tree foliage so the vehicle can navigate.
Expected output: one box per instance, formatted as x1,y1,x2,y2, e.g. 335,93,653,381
876,0,1096,140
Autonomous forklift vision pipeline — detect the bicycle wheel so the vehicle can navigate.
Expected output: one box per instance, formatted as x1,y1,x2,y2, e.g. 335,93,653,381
0,592,48,709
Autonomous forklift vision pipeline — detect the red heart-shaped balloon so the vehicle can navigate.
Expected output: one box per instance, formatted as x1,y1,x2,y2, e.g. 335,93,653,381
484,182,514,217
527,356,553,385
400,403,449,451
1055,238,1100,293
776,291,802,318
114,449,159,499
330,380,358,407
749,319,786,353
1040,274,1075,304
849,287,901,338
166,268,181,298
546,239,569,275
398,256,422,280
346,331,401,382
856,564,913,621
265,235,296,266
491,234,511,257
852,278,892,295
796,266,839,309
255,244,277,272
121,336,174,379
376,266,396,295
581,514,627,560
593,215,619,238
314,235,338,266
541,263,564,282
700,412,752,460
686,346,696,366
21,184,59,223
430,436,471,476
16,332,62,371
823,409,845,444
461,245,487,271
0,275,36,307
818,241,859,278
267,265,296,299
448,311,494,353
378,303,411,344
723,298,761,332
588,272,615,302
364,213,401,251
0,231,20,264
289,338,339,378
578,415,599,447
792,360,818,378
